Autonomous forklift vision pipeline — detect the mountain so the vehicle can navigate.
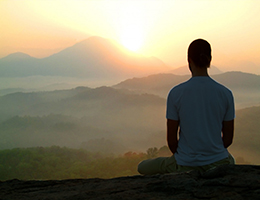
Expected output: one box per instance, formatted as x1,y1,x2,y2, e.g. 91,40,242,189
114,71,260,108
170,65,223,75
0,36,168,81
212,71,260,89
0,52,40,77
2,52,34,60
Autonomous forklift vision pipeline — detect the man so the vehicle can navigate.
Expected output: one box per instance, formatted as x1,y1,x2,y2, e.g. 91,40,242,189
138,39,235,175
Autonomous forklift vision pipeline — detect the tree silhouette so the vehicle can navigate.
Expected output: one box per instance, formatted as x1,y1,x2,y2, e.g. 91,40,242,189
146,147,158,158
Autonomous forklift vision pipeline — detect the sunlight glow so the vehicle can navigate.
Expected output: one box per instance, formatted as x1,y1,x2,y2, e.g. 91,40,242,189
120,29,144,52
118,2,145,52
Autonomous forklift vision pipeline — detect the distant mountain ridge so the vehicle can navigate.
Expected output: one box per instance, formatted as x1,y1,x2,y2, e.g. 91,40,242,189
114,71,260,92
114,71,260,109
171,65,223,75
0,36,168,81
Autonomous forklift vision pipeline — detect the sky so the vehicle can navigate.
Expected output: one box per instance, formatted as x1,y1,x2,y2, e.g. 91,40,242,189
1,0,260,74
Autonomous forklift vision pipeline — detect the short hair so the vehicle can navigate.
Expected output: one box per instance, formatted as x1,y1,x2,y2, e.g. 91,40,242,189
188,39,212,68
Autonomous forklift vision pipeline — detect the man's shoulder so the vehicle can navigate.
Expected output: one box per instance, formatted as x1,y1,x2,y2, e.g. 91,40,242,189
170,79,191,91
210,78,233,93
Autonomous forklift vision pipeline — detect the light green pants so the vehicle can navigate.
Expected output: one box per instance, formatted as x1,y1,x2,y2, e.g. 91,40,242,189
138,154,235,175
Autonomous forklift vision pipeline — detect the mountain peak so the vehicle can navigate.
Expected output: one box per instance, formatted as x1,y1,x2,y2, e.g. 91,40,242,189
42,36,168,79
2,52,33,60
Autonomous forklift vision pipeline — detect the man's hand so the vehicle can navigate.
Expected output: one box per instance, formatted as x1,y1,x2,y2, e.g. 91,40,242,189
167,119,179,154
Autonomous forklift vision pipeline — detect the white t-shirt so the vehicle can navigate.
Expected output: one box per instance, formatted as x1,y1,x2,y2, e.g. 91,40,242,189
166,76,235,166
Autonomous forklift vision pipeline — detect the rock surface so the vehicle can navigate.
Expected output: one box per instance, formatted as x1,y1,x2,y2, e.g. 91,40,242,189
1,165,260,200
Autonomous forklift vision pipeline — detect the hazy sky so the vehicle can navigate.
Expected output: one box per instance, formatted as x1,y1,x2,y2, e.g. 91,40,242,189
1,0,260,73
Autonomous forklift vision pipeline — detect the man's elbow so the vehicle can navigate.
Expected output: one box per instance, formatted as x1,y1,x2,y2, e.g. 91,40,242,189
223,138,233,148
167,141,178,154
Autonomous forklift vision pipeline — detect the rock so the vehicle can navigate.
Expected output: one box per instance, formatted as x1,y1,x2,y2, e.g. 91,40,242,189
0,165,260,200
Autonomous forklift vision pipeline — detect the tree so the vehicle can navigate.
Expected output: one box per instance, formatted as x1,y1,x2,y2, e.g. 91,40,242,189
146,147,158,158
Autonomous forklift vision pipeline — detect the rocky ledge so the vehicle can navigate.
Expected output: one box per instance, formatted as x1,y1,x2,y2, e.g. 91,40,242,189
1,165,260,200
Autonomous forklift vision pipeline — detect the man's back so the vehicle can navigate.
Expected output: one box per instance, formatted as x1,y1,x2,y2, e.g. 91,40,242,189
138,39,235,175
166,76,235,166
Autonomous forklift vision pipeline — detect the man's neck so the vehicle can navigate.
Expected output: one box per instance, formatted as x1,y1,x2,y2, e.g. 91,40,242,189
189,63,209,77
191,70,209,77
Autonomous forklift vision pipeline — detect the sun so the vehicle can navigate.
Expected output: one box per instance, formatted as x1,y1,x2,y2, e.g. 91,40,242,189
117,2,145,52
120,27,144,52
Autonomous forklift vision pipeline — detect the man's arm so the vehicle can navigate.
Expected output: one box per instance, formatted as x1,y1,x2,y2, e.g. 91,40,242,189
222,120,234,148
167,119,179,154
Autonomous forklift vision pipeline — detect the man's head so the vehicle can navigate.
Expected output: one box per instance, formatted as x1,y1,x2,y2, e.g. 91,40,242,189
188,39,212,68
